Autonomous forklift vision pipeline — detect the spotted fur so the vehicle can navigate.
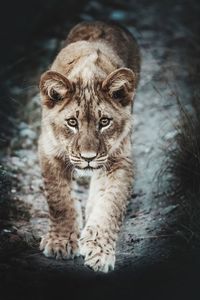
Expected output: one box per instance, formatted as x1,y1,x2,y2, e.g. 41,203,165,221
38,21,140,272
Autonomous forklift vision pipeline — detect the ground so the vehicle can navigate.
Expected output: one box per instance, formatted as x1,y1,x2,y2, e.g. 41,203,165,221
0,0,200,299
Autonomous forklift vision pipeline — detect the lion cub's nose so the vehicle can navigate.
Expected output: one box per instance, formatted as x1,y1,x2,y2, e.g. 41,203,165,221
80,152,97,162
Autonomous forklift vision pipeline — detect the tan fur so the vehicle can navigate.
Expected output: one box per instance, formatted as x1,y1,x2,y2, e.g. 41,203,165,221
38,21,140,272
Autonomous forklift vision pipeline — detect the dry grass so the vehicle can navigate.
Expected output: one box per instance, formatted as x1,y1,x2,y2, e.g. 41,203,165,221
159,96,200,242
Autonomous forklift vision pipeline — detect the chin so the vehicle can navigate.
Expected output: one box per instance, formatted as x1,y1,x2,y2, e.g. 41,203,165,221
74,166,103,177
74,168,94,177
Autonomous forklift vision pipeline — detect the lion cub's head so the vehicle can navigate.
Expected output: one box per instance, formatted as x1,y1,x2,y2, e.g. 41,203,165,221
39,68,135,171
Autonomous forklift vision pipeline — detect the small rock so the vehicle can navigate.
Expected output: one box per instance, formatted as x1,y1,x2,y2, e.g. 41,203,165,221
3,229,12,234
85,1,102,11
43,38,59,51
164,131,177,140
31,94,40,105
110,10,128,21
80,13,94,21
160,205,179,216
18,122,29,130
20,128,37,140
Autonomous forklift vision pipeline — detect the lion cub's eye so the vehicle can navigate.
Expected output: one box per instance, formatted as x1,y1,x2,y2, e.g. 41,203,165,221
67,118,78,127
99,118,111,128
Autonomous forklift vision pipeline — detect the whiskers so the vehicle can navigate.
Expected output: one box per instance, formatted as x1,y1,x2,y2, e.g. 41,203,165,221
104,159,112,171
95,155,108,163
67,153,109,179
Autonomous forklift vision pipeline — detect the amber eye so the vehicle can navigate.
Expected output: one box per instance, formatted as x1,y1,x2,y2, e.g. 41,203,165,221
67,118,78,127
99,118,111,128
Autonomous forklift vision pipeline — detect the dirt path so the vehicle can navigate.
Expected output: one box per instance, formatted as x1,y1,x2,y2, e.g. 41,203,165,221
1,0,200,299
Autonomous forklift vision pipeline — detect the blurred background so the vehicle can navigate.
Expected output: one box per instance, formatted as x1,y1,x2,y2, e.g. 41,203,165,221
0,0,200,299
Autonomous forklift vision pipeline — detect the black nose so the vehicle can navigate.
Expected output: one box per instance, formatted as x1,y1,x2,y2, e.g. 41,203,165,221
80,152,97,162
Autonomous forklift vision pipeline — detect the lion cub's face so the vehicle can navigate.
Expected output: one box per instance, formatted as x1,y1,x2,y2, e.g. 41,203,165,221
40,69,135,171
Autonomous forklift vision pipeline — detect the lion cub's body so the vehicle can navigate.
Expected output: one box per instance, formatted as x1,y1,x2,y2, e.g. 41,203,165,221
39,21,140,272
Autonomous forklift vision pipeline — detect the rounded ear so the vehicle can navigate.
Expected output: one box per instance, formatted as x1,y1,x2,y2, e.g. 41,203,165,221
102,68,136,106
39,71,73,107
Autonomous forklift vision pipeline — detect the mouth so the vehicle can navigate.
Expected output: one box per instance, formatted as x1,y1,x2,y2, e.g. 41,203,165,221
75,165,103,171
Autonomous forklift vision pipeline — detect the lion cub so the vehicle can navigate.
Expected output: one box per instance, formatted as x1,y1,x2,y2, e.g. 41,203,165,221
39,21,140,272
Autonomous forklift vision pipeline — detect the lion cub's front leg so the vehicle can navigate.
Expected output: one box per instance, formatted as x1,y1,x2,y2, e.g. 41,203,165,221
79,159,133,272
39,155,80,259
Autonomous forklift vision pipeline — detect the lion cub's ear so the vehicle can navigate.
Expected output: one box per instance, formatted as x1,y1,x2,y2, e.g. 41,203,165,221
102,68,136,106
39,71,73,108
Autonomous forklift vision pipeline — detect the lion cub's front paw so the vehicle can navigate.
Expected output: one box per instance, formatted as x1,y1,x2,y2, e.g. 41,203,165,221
40,232,80,260
79,226,116,273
